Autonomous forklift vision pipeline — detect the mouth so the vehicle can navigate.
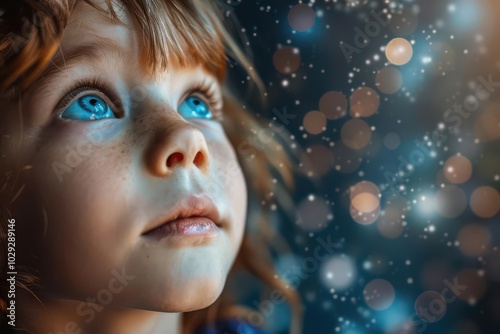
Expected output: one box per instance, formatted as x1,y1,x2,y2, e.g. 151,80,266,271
141,194,222,239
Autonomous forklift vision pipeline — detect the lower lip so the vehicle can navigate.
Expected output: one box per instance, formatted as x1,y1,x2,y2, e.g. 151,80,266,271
144,216,219,239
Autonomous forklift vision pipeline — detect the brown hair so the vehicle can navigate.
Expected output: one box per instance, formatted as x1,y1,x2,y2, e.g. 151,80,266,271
0,0,302,333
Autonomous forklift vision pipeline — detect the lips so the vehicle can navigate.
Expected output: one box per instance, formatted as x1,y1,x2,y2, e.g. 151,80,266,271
141,194,222,237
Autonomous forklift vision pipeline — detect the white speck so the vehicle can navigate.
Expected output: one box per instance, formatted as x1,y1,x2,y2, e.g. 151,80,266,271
422,56,432,64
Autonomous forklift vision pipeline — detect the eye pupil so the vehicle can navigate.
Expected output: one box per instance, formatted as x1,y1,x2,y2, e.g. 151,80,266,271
90,99,97,106
178,96,213,119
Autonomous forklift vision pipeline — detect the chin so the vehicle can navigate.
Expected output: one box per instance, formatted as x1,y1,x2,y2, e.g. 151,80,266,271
136,275,226,312
90,234,236,313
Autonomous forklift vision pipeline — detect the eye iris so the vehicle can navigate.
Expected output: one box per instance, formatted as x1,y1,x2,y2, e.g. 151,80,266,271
78,96,108,114
178,95,214,119
61,94,115,121
189,97,208,116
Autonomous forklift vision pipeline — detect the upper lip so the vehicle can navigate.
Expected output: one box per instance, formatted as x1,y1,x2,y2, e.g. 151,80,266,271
142,194,222,235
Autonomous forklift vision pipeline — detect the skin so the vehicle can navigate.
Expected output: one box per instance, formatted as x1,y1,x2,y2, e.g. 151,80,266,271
7,1,248,333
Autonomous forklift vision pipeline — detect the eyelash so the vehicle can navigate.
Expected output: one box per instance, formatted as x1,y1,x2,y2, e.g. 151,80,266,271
56,78,122,118
56,77,223,120
183,79,224,119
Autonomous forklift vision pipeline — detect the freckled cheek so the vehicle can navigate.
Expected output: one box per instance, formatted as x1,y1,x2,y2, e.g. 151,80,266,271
28,135,135,251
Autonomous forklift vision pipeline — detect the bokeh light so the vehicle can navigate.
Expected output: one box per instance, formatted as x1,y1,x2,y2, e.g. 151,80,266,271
350,204,380,225
273,46,301,74
320,255,357,291
350,181,380,198
351,192,379,213
349,181,382,225
341,119,372,150
363,279,396,310
288,4,315,31
455,268,487,304
474,101,500,142
457,224,491,257
443,155,473,184
469,186,500,218
385,38,413,66
319,91,348,120
350,87,380,117
303,110,327,135
377,199,406,239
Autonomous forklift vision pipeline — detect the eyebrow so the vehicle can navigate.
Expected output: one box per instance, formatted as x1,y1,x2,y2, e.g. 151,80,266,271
29,41,128,95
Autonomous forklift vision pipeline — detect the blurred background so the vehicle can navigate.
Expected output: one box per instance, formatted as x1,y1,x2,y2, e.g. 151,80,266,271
223,0,500,333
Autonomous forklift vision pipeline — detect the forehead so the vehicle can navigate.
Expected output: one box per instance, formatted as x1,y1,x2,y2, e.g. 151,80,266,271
23,1,141,102
62,1,137,66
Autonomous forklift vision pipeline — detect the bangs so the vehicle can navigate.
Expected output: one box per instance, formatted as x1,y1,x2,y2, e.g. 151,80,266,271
84,0,228,81
1,0,258,92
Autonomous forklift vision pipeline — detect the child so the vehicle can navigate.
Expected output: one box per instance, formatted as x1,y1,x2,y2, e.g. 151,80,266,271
0,0,301,333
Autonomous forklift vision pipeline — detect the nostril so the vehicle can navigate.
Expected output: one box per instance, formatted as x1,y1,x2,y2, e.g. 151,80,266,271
167,152,184,167
193,151,205,167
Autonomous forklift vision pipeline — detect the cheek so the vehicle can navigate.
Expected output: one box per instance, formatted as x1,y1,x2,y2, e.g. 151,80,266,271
227,159,247,249
19,125,137,293
207,133,247,254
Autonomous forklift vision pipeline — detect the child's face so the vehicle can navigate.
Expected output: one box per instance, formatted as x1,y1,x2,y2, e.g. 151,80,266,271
11,1,247,311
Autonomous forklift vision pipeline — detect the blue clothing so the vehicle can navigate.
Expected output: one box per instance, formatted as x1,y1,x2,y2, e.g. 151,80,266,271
195,318,267,334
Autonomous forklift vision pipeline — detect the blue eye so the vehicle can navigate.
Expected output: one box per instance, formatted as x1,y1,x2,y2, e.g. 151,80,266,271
178,96,213,119
61,95,115,121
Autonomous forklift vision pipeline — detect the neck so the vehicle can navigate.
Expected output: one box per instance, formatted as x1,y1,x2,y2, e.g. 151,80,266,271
18,295,182,334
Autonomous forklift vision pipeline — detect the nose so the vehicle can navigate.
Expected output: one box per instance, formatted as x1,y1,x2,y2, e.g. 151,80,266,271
146,122,210,176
